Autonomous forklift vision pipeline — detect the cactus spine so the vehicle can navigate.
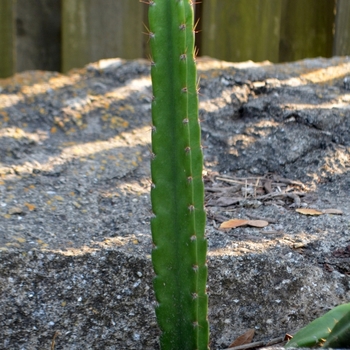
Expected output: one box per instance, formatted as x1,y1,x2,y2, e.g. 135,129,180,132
147,0,209,349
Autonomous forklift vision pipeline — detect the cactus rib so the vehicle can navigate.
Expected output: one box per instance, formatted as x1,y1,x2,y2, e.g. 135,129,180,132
148,1,208,349
183,2,209,348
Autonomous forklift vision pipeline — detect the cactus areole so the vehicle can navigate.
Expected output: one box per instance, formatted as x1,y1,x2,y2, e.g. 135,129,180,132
147,0,209,349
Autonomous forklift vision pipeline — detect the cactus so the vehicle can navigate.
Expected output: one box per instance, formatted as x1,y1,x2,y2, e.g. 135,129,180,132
285,303,350,348
147,0,209,349
323,308,350,348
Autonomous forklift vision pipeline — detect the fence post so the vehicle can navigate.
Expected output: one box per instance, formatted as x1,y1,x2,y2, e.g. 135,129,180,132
15,0,61,73
279,0,335,62
199,0,282,63
333,0,350,56
62,0,145,73
0,0,15,78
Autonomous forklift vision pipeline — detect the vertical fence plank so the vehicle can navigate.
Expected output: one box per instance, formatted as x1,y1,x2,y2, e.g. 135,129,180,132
141,1,150,59
1,2,346,75
333,0,350,56
199,0,282,63
279,0,335,62
194,2,203,56
62,0,89,73
62,0,144,73
15,0,61,72
0,0,15,78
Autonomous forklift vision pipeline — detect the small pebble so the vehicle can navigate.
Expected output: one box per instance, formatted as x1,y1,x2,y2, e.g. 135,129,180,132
344,76,350,90
8,207,23,215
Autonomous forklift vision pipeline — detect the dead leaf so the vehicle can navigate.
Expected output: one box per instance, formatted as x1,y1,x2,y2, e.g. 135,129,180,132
321,208,343,215
228,329,255,348
246,219,269,228
284,334,293,342
220,219,248,229
295,208,323,216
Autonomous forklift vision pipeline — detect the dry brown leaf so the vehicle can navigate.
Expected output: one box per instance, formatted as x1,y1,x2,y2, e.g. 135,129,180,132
296,208,323,216
220,219,249,229
228,329,255,348
321,208,343,215
246,219,269,228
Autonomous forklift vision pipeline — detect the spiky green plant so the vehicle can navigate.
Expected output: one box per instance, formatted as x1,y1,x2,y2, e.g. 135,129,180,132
323,308,350,348
285,303,350,348
147,0,209,349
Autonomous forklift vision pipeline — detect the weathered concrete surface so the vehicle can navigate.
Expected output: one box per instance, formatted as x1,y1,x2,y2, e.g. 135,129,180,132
0,56,349,349
1,247,348,349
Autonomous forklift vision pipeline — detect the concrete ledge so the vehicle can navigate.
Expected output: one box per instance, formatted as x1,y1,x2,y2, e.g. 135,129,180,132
1,245,349,349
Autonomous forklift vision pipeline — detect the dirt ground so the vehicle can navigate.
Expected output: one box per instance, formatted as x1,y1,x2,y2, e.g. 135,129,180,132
0,56,349,349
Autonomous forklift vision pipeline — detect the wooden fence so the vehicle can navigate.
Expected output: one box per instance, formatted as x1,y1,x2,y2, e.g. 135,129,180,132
1,0,350,78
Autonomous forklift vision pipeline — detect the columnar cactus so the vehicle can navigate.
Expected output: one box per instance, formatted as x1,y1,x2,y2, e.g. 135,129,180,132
147,0,209,349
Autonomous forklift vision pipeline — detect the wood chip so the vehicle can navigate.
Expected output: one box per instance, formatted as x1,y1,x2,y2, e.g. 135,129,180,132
73,201,82,209
24,202,36,211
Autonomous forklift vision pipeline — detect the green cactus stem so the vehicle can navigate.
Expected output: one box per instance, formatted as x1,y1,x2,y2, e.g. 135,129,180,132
323,308,350,348
147,0,208,349
285,303,350,348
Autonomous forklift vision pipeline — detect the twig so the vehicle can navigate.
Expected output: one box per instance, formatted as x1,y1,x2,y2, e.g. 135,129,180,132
254,191,306,201
216,177,264,187
215,177,295,191
254,177,260,197
205,187,229,192
217,175,268,181
223,336,285,350
51,331,59,350
273,177,308,190
245,214,277,223
205,186,241,193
